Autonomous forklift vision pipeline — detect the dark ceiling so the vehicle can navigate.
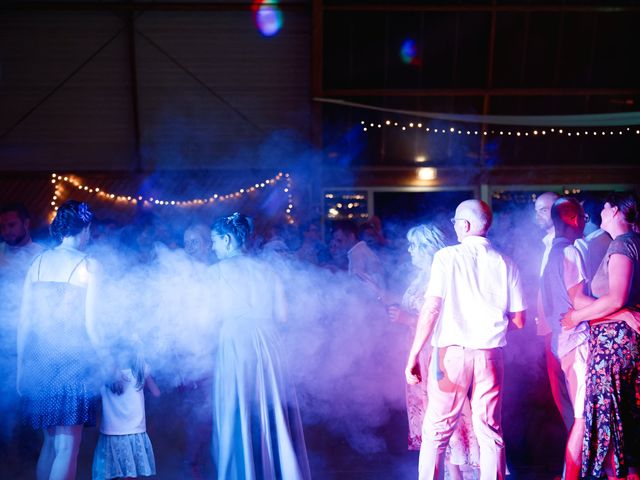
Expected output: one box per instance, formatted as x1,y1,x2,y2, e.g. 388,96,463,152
316,1,640,172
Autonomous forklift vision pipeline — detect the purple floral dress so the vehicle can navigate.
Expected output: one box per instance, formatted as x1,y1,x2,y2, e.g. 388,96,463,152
582,232,640,479
402,271,480,476
402,271,431,450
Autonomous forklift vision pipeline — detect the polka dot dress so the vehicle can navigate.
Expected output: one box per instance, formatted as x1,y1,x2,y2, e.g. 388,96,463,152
21,280,99,429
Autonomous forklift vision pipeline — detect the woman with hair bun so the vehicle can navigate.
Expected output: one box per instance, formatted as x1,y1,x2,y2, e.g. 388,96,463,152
562,192,640,480
209,213,311,480
18,200,102,480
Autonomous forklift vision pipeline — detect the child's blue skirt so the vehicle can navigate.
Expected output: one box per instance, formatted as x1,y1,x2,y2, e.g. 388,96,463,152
92,432,156,479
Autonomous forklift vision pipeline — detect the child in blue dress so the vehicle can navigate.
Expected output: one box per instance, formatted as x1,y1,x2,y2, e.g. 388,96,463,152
92,346,160,479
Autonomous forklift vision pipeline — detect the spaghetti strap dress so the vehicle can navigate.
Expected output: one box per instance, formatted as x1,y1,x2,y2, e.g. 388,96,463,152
210,255,311,480
21,253,99,429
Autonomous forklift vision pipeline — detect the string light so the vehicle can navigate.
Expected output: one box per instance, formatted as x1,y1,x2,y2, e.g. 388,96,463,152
284,173,295,225
493,188,582,203
50,172,295,223
359,120,640,137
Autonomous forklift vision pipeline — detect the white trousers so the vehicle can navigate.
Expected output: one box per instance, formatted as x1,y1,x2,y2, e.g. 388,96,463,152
419,346,505,480
544,335,575,431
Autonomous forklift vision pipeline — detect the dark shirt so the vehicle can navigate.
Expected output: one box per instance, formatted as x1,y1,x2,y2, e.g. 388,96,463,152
591,231,640,308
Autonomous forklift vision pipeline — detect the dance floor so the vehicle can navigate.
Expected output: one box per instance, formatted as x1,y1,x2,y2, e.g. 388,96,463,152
1,336,568,480
2,398,565,480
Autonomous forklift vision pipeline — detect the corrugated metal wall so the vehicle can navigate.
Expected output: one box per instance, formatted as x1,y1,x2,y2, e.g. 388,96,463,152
0,4,311,171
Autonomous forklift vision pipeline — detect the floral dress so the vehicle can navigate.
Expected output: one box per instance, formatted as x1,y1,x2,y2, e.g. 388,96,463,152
402,270,431,450
582,232,640,479
402,271,480,476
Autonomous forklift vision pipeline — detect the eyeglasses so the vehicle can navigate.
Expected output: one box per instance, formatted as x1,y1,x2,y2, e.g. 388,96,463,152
450,217,467,225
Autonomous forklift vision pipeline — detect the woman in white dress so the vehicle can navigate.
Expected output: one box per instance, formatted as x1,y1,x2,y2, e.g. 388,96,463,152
209,213,311,480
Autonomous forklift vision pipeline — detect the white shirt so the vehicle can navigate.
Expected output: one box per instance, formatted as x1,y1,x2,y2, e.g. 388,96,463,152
347,241,385,293
539,232,554,277
574,228,612,287
100,368,147,435
426,236,526,349
0,240,44,270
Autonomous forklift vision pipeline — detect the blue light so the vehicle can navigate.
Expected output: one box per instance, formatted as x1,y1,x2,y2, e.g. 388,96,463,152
253,1,283,37
400,39,420,66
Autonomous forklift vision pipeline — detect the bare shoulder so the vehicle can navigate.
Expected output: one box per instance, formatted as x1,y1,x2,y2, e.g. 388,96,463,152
85,256,102,274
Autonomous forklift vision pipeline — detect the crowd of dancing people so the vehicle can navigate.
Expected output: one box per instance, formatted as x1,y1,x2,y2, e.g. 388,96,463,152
0,190,639,480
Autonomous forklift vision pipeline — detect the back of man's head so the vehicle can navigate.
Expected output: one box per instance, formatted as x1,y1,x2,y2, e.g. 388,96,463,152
551,197,585,240
331,220,359,253
456,199,493,236
332,220,358,240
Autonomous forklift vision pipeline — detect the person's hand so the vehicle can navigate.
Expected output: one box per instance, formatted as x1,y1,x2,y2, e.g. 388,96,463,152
561,309,578,330
387,304,402,323
405,354,422,385
620,310,640,334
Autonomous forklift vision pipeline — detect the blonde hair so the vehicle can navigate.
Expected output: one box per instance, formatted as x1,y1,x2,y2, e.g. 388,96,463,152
407,224,446,257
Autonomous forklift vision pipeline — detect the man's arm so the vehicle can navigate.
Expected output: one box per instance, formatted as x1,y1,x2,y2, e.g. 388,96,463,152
508,310,526,330
405,295,442,385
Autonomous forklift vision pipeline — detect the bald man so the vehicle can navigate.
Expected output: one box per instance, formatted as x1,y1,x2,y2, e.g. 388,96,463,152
540,198,589,480
535,192,560,280
535,192,579,435
406,199,526,480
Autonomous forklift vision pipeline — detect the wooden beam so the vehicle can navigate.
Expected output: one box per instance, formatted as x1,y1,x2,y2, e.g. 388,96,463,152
324,4,640,13
322,88,640,97
1,2,310,12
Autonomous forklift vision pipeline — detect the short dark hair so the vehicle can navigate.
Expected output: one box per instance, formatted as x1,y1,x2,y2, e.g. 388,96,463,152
332,220,358,239
0,202,30,221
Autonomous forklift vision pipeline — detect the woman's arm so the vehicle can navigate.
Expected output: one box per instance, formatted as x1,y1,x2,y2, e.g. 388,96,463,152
84,258,118,380
16,263,35,394
566,254,633,324
84,257,103,350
